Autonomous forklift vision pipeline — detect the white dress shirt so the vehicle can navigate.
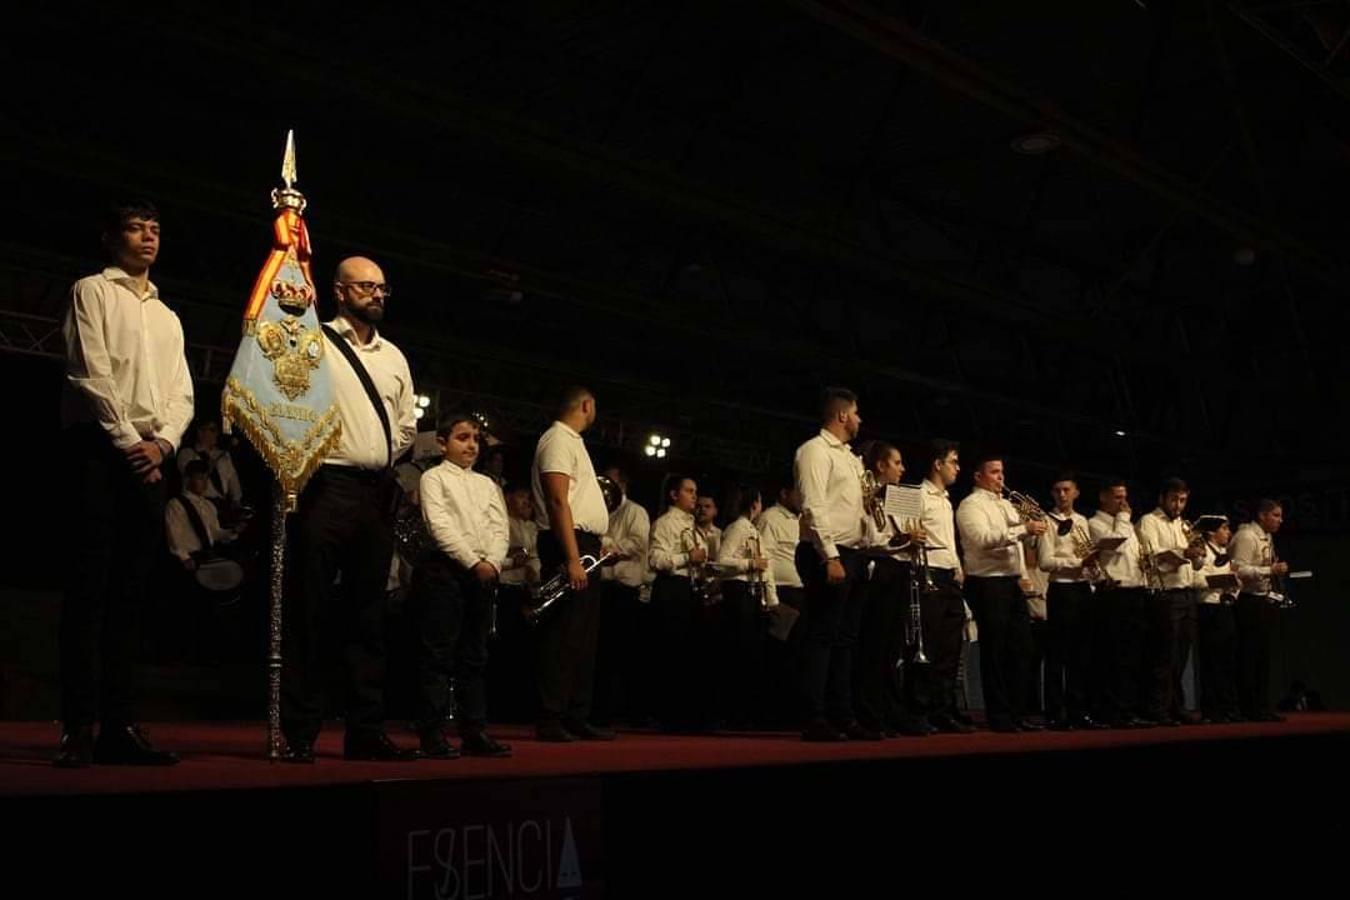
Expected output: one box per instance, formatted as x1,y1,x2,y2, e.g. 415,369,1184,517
1038,511,1093,583
500,516,541,587
956,487,1031,578
165,492,233,562
531,420,608,535
323,318,416,470
919,479,963,573
699,524,722,562
1137,509,1201,590
62,267,195,451
718,516,779,607
1088,509,1144,588
794,429,865,560
756,503,804,589
649,507,701,576
178,447,244,505
602,498,651,588
1197,543,1236,605
1230,523,1277,596
419,461,509,572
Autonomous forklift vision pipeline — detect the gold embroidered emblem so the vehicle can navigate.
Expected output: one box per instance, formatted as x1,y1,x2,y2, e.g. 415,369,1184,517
256,316,324,400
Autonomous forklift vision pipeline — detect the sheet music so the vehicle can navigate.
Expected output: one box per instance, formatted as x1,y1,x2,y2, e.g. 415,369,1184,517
883,484,923,522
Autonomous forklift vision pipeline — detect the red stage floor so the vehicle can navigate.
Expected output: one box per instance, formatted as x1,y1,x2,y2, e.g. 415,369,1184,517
4,712,1348,797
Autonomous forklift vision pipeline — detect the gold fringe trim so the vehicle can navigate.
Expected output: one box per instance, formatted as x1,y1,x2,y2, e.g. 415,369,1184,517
222,377,342,510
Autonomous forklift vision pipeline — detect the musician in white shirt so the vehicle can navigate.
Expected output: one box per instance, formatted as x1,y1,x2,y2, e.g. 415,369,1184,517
955,453,1047,732
58,200,191,768
531,386,615,742
648,474,713,730
1036,473,1102,730
165,460,238,567
1230,500,1290,722
1194,516,1241,723
852,441,912,736
756,480,805,728
408,414,512,758
595,466,651,726
908,439,975,734
1088,478,1150,727
177,419,244,518
717,484,776,729
695,492,722,562
1136,478,1205,725
794,388,877,742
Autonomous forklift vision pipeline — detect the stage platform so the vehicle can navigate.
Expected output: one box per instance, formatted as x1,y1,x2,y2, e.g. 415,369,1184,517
6,714,1348,896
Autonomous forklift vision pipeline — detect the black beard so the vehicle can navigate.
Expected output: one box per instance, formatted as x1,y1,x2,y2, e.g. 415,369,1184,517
349,302,384,325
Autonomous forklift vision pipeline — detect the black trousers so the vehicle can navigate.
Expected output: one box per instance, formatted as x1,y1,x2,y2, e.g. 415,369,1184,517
533,529,603,728
720,580,768,727
796,543,868,726
651,573,710,729
486,583,534,723
282,466,396,744
854,557,908,731
1138,590,1173,720
1198,602,1240,719
593,580,642,725
964,575,1030,726
1044,581,1093,721
903,569,966,721
406,553,495,734
61,425,167,729
1162,588,1198,718
1235,592,1277,718
1093,587,1146,722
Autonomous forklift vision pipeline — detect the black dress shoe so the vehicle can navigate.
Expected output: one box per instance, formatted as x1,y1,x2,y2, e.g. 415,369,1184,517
461,731,512,758
840,721,884,741
563,721,617,741
1045,718,1075,731
1223,711,1247,723
927,714,973,735
1251,711,1285,723
1073,715,1110,730
536,723,577,742
53,726,94,768
343,730,419,761
1015,718,1046,732
418,727,461,759
93,724,180,766
988,717,1020,734
1174,711,1201,725
801,719,848,742
280,741,315,764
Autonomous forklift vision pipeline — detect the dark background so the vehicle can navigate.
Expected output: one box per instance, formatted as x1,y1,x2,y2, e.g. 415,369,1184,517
1,1,1346,713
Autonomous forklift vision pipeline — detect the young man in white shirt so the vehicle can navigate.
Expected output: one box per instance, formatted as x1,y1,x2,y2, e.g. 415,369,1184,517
1230,499,1290,722
1036,473,1103,730
717,483,776,729
531,386,615,742
58,200,193,768
177,418,245,522
757,478,805,728
408,413,512,758
794,387,877,742
1194,516,1241,723
596,466,651,727
649,474,713,731
1137,477,1206,725
1089,477,1150,728
955,453,1047,732
166,460,239,568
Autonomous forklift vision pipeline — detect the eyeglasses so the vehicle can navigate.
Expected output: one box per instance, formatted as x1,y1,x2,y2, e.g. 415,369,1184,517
336,281,392,299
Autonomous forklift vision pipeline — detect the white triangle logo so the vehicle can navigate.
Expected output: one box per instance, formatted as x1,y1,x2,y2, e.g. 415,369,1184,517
556,817,583,889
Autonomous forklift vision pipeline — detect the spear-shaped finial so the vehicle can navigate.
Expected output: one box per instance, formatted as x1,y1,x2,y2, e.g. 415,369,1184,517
281,129,297,190
272,129,306,213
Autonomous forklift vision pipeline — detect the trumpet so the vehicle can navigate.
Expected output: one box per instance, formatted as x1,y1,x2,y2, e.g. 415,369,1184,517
1070,525,1104,582
746,530,769,611
681,526,720,604
1005,489,1047,524
524,551,616,626
891,514,930,669
861,470,888,531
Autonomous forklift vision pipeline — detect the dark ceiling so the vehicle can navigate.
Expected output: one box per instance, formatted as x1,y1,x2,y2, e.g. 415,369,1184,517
3,0,1347,486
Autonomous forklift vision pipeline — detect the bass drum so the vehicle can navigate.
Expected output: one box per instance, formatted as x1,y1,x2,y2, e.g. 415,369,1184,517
195,558,245,594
